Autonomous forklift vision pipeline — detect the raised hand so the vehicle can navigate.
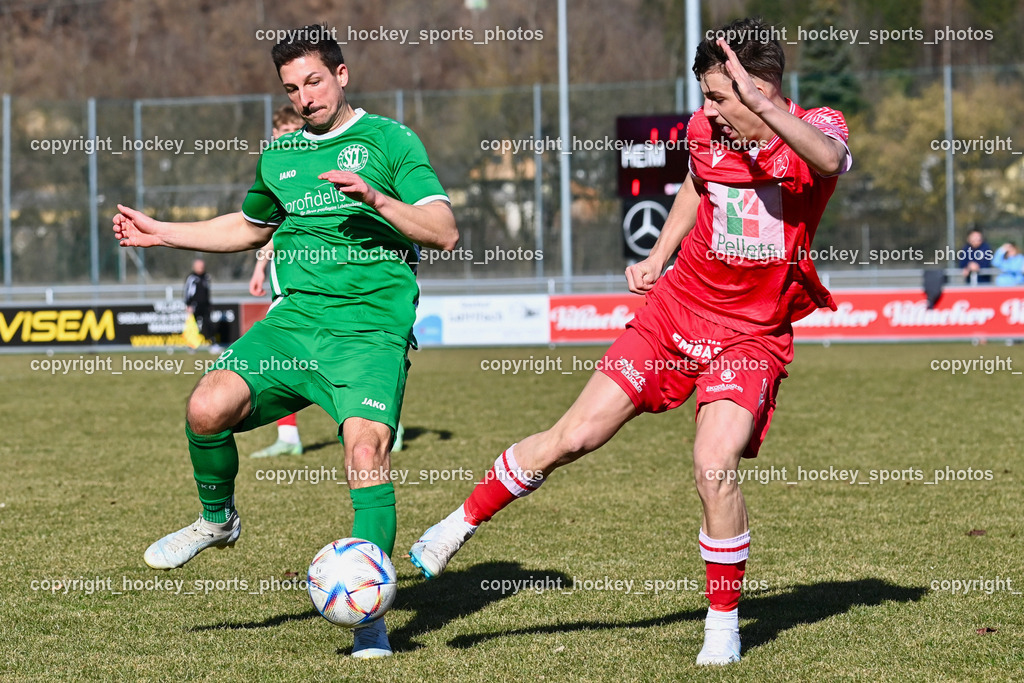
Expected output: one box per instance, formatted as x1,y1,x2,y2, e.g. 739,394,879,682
717,39,771,116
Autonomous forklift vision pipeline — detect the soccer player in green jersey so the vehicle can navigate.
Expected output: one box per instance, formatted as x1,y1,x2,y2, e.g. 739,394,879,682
112,24,457,658
248,105,306,459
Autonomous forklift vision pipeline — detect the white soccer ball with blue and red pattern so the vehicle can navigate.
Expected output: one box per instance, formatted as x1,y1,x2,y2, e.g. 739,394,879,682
307,538,397,628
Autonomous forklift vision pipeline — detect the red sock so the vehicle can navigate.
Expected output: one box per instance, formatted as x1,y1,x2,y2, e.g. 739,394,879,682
463,444,544,524
705,561,746,612
277,413,297,427
698,529,750,612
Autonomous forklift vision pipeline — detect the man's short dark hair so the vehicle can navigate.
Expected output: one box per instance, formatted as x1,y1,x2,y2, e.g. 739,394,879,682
692,17,785,88
271,24,344,75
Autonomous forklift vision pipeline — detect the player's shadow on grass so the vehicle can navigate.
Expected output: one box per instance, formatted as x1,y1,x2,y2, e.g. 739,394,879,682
398,425,453,445
296,440,336,454
738,579,927,650
189,610,320,631
187,561,564,653
287,426,452,456
447,578,928,653
386,561,571,654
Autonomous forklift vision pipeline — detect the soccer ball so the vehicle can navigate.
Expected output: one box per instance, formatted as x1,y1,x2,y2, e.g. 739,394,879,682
307,538,397,628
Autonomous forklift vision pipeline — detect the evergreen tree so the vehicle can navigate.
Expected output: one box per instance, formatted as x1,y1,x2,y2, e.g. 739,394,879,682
797,0,866,114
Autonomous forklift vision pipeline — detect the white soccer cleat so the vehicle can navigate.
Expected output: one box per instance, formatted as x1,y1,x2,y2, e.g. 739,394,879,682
143,511,241,570
695,608,741,666
409,507,477,579
351,618,392,658
249,439,304,458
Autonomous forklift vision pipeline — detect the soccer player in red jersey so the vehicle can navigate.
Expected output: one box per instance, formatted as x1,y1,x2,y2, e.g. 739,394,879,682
411,17,851,665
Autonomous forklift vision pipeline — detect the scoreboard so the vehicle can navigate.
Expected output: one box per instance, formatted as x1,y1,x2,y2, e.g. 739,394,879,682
615,113,692,198
615,113,692,259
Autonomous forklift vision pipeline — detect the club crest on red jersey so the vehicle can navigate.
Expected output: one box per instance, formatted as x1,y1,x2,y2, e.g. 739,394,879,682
772,154,789,179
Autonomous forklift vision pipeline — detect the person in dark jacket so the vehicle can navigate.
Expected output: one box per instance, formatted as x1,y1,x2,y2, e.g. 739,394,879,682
959,229,993,284
184,258,218,350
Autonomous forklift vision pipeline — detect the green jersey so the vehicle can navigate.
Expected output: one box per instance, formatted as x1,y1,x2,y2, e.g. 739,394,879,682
241,108,448,338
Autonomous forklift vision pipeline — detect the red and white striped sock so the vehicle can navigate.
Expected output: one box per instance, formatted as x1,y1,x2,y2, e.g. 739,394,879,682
462,444,545,525
699,529,750,613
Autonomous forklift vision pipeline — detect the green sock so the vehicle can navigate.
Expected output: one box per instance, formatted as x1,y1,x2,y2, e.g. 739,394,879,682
350,483,397,558
186,424,238,524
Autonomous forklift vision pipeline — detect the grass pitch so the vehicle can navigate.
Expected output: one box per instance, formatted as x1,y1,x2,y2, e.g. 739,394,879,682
1,343,1021,681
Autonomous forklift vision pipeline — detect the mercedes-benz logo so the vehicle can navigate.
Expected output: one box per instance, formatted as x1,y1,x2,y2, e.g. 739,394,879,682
623,200,669,257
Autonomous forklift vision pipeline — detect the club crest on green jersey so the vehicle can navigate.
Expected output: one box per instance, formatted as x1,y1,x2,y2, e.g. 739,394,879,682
338,144,369,172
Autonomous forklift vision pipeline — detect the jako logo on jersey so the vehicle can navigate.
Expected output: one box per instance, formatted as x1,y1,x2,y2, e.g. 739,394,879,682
279,169,297,180
362,398,387,411
720,369,736,383
338,144,369,172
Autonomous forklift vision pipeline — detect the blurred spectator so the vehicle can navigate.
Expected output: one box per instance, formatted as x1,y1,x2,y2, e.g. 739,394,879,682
959,228,992,284
185,257,221,352
992,242,1024,286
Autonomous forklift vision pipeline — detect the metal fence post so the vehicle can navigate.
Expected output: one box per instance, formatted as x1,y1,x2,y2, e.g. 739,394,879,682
88,97,99,284
943,63,956,266
533,82,544,278
263,94,273,142
133,98,145,283
2,93,10,291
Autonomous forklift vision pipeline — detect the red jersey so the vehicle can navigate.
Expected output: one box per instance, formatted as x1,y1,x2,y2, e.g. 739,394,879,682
657,101,851,335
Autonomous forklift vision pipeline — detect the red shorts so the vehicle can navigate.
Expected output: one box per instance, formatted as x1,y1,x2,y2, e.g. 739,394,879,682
599,291,793,458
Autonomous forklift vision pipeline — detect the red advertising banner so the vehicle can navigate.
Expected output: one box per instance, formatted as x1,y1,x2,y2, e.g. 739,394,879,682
792,287,1024,341
549,293,645,343
549,287,1024,345
241,287,1024,348
240,301,271,335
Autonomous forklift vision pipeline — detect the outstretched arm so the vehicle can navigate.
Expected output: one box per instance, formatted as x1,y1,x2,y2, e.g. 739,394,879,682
318,171,459,251
113,206,276,252
718,39,849,176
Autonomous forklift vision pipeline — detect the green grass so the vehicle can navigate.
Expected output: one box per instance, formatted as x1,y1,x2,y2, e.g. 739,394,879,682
1,343,1022,681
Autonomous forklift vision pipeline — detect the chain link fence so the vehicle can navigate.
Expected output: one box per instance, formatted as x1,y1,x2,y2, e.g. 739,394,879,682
2,65,1024,290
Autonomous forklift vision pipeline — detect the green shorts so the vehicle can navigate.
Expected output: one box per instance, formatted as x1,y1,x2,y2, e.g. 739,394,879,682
210,293,410,443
